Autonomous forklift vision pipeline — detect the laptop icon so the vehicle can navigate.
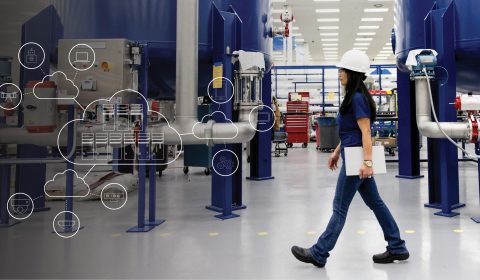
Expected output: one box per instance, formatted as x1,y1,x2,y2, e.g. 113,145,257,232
74,51,89,63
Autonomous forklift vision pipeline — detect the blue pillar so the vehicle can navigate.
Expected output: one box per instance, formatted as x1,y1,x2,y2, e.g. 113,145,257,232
247,72,274,181
423,3,464,216
396,71,423,179
127,44,155,232
206,8,244,219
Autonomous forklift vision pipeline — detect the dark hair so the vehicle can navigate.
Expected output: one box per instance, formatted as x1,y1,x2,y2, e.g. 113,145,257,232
339,69,376,122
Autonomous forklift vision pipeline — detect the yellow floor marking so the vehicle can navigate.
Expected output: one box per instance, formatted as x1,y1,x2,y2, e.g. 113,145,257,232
257,231,268,236
208,232,220,237
306,231,317,235
356,230,366,235
453,229,464,233
405,230,416,234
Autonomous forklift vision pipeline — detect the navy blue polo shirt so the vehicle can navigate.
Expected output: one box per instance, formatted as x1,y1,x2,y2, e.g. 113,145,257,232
337,92,371,152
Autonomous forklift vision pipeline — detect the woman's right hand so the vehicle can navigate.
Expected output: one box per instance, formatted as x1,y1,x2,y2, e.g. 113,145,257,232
328,152,340,171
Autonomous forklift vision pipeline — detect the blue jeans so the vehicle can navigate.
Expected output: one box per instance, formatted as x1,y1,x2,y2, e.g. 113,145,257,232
310,163,408,264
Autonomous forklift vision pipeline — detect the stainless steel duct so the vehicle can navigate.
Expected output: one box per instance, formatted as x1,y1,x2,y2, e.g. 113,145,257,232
414,77,471,140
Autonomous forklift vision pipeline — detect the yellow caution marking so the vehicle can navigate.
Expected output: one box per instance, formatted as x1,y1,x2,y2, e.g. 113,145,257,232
357,230,366,235
208,232,220,237
405,230,416,234
453,229,464,233
257,231,268,236
306,231,317,235
111,233,122,237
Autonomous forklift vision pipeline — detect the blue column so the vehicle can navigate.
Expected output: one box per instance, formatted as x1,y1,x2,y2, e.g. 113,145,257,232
423,3,464,216
396,71,423,179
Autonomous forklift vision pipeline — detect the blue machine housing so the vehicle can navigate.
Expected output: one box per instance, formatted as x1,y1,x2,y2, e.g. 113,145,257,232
395,0,480,93
50,0,272,99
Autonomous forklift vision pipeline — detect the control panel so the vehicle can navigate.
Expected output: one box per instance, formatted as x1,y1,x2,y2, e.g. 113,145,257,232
57,39,135,106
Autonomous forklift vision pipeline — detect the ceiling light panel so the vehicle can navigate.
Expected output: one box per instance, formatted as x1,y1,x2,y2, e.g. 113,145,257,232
316,9,340,13
318,26,339,30
361,18,384,22
317,18,340,22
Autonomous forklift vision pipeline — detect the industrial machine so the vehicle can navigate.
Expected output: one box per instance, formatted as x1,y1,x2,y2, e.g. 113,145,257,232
0,0,274,233
394,0,480,221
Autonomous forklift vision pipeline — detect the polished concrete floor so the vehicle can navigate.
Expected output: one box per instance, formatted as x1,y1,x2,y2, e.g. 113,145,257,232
1,143,480,279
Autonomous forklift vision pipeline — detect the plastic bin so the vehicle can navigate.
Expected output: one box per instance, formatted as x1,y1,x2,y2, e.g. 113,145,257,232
316,117,340,151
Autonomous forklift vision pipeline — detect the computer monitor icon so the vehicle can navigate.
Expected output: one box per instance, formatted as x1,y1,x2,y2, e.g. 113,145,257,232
74,52,89,63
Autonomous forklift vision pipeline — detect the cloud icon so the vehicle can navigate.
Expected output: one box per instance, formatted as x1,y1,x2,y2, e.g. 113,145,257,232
56,89,183,166
192,111,238,140
44,169,90,198
33,71,79,100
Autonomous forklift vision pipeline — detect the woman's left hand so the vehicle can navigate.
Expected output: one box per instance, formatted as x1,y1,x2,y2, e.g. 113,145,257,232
359,165,374,179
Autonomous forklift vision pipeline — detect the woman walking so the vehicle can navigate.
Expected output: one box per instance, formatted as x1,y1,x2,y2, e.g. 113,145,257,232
291,50,409,268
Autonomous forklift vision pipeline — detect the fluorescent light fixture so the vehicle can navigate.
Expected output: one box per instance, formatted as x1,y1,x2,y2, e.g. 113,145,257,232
386,42,392,46
324,51,338,54
273,19,282,23
321,38,339,42
322,43,338,46
359,25,380,29
357,32,376,36
316,9,340,13
354,47,368,50
292,33,303,37
296,38,305,42
318,26,339,30
323,47,338,50
383,47,392,50
314,0,340,2
354,42,371,46
320,32,339,36
317,18,340,22
290,26,300,31
361,18,384,22
364,8,389,12
355,38,373,41
271,9,284,13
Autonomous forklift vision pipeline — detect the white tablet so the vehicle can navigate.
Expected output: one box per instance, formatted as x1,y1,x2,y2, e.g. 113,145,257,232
344,146,387,176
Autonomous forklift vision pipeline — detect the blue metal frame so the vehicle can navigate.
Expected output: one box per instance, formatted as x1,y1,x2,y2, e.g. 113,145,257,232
54,105,84,234
127,43,163,232
423,2,464,217
273,65,341,115
205,5,244,219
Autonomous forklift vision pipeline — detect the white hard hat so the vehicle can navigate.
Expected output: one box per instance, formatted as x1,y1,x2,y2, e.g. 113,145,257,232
336,49,370,73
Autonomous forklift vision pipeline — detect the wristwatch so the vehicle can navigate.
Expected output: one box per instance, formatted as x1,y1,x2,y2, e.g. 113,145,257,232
363,160,373,168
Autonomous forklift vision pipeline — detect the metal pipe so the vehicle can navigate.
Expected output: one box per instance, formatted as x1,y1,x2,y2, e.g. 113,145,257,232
414,77,470,140
169,0,258,143
174,0,199,132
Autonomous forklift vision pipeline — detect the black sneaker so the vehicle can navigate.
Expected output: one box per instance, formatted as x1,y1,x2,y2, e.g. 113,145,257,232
291,246,325,268
373,251,410,264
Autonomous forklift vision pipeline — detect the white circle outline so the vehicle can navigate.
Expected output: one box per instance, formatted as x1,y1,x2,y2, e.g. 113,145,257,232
211,149,239,177
6,192,34,220
249,105,276,133
17,42,46,70
52,211,81,239
207,77,235,105
100,183,128,211
0,83,23,111
68,44,96,71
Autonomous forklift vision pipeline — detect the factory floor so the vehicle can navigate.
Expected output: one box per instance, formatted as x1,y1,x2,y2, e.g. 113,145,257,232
1,143,480,279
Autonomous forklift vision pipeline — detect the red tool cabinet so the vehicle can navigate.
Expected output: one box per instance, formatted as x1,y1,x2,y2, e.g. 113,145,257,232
285,92,310,148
